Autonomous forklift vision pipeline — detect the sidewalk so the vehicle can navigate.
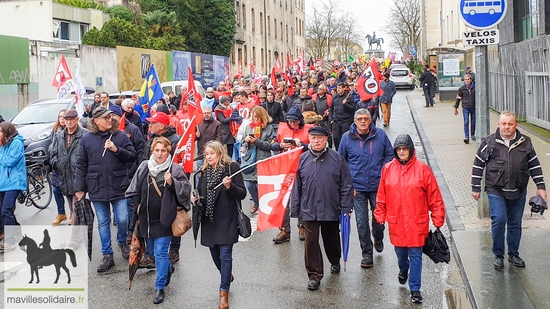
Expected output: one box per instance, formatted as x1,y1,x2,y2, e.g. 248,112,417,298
407,90,550,309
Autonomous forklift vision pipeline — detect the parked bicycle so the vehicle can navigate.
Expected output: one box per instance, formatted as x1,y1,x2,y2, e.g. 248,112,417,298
17,161,52,209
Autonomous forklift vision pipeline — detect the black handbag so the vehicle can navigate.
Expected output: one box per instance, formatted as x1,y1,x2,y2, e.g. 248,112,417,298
228,163,252,238
423,228,450,263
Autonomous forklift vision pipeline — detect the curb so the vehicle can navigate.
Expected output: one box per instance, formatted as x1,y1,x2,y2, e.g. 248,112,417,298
406,94,478,309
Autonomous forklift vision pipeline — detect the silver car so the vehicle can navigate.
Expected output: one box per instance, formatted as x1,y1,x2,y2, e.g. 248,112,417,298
389,66,415,90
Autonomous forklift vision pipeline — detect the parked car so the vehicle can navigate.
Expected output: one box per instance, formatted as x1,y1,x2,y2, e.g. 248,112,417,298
161,80,206,98
108,90,140,105
389,66,416,90
10,98,76,163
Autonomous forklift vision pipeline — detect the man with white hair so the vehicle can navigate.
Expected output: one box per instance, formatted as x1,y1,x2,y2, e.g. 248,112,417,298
121,98,142,129
201,87,219,117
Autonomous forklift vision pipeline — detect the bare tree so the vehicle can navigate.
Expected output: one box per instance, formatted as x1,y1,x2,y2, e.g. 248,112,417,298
305,0,345,60
339,14,363,60
385,0,421,56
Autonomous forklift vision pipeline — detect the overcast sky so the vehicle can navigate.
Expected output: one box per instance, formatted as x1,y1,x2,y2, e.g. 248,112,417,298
305,0,396,55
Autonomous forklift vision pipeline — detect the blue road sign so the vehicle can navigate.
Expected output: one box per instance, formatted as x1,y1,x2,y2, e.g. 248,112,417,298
411,51,417,57
459,0,507,29
410,46,415,52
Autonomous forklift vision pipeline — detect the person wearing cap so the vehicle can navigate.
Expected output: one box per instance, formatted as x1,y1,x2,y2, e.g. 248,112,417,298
379,73,397,127
258,92,267,106
290,125,354,291
271,106,313,243
50,109,88,226
374,134,446,303
74,106,137,272
143,110,183,264
462,66,476,82
338,109,394,269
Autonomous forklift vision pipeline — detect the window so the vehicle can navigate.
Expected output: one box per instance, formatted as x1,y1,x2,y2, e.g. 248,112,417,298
242,4,246,29
244,45,248,66
286,25,288,43
268,16,271,36
280,22,283,41
80,24,88,40
261,48,265,68
260,12,263,34
236,2,240,25
274,18,277,38
515,0,538,41
53,20,69,40
251,9,255,33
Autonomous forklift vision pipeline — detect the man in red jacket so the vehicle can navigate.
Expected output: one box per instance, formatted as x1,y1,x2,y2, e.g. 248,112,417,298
374,134,445,304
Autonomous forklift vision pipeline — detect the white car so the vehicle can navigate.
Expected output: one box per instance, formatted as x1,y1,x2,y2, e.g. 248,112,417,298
389,67,415,90
161,81,206,98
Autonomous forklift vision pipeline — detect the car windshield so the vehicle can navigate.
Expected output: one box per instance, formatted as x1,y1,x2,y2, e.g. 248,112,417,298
11,103,68,125
392,70,409,77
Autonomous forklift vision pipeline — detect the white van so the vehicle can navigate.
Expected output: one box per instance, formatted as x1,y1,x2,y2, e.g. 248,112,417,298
161,81,207,98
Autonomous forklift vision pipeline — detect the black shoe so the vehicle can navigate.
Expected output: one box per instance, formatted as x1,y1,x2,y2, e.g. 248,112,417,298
493,256,504,269
97,254,115,273
398,271,408,284
374,239,384,253
411,290,423,303
119,243,130,260
169,249,180,264
307,279,320,290
463,138,469,144
471,136,476,141
139,254,156,269
166,265,175,286
360,256,373,269
508,255,525,267
330,263,341,274
153,289,165,304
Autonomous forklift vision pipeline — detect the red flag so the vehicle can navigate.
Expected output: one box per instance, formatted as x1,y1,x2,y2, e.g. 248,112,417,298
187,66,203,124
173,123,196,173
238,61,243,77
286,52,292,71
287,71,294,97
357,58,384,102
257,147,303,231
274,57,282,75
270,67,277,88
118,113,126,131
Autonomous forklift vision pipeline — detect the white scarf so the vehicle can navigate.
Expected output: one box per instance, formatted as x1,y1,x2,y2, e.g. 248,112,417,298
148,154,172,177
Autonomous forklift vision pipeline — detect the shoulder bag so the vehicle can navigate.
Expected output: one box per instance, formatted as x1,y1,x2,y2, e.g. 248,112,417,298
228,163,252,238
152,176,192,237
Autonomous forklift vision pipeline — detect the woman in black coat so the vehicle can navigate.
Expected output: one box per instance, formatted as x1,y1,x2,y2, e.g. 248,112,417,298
194,140,246,309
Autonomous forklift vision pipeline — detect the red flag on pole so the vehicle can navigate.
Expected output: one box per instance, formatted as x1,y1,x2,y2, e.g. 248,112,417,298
173,120,196,173
118,113,126,131
187,66,203,124
287,71,294,97
257,147,303,231
286,52,292,71
270,67,277,88
357,58,384,102
274,57,282,75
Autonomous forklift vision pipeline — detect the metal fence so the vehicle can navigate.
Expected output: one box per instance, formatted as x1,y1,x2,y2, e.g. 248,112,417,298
524,72,550,130
488,70,524,119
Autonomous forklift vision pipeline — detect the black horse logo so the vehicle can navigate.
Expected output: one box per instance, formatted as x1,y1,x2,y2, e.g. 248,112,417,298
18,229,77,284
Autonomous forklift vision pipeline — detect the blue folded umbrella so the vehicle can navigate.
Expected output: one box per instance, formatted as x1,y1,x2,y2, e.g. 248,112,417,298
340,211,351,271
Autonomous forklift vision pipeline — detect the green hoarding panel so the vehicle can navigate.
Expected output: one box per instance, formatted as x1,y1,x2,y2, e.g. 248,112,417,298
0,35,30,85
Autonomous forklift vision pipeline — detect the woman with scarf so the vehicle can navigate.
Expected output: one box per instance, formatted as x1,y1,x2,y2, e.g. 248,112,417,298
126,137,192,304
0,122,26,251
236,106,275,214
195,140,246,309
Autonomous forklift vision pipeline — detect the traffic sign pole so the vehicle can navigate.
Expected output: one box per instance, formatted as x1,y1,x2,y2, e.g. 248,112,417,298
475,45,491,218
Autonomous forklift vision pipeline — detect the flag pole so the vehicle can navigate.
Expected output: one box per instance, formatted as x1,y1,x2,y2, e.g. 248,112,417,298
102,133,113,157
212,146,304,190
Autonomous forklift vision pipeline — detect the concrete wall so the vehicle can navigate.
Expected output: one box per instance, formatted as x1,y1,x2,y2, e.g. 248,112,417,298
80,45,119,93
0,0,53,42
420,0,442,57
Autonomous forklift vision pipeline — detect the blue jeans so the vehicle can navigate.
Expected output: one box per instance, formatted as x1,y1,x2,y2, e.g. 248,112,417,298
146,236,171,290
488,193,526,257
93,198,128,256
395,246,423,291
354,191,385,258
0,190,20,243
52,185,65,215
462,107,476,139
245,181,258,206
209,244,233,291
423,87,433,106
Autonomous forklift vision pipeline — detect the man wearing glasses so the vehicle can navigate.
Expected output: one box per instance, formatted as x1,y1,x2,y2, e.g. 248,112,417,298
92,92,114,112
338,109,394,269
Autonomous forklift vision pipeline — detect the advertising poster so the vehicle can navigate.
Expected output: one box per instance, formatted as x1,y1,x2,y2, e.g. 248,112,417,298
173,51,191,81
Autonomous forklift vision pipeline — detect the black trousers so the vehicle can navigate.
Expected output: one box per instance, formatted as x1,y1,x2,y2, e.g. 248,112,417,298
331,121,352,151
303,221,341,281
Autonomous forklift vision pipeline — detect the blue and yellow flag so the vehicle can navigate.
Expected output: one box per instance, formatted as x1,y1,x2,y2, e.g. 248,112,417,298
139,64,164,117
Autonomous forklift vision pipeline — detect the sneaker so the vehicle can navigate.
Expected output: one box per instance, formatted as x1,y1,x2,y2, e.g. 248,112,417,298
463,138,469,144
361,256,373,269
508,255,525,267
411,291,423,303
273,228,290,244
97,254,115,273
374,239,384,253
169,249,180,264
139,254,156,269
250,205,258,214
493,256,504,269
298,225,306,241
52,214,67,225
398,271,408,284
119,243,130,260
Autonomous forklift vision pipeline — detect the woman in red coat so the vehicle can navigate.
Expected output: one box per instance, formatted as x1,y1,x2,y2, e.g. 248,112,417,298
374,134,446,304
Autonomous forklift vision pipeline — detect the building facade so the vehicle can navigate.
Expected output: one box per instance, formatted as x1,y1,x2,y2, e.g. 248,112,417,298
233,0,307,77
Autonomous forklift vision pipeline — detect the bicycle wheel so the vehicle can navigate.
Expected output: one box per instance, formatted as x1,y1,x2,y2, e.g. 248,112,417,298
28,167,52,209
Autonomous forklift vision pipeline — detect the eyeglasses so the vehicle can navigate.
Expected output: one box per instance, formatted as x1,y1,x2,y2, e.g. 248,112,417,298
355,117,371,122
396,147,409,152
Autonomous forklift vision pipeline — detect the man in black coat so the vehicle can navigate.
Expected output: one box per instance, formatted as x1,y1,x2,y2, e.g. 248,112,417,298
420,67,435,107
291,126,354,291
74,106,137,273
329,82,356,151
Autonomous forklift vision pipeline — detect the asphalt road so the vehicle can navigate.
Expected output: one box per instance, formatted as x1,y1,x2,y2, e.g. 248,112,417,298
1,89,470,308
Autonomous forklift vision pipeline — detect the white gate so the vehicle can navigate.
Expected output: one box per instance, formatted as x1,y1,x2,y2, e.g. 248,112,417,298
525,72,550,130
